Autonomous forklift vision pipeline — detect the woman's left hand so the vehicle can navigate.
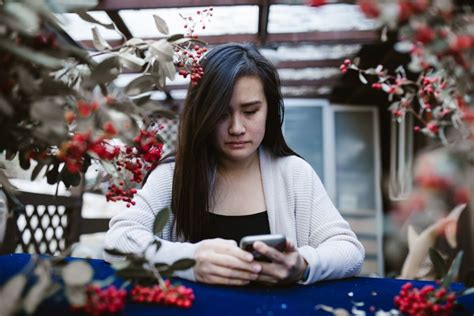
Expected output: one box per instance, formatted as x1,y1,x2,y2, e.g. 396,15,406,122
253,239,308,284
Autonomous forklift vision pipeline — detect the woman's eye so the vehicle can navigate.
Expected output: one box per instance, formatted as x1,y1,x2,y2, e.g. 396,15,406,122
244,110,257,115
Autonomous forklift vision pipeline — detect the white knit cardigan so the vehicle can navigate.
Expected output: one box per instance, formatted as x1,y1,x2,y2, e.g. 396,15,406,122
104,147,365,284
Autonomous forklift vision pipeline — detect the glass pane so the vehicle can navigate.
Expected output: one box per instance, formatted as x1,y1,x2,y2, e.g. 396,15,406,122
268,4,377,33
334,111,375,212
284,106,324,181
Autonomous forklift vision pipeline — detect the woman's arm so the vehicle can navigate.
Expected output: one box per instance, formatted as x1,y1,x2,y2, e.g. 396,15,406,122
296,164,365,284
103,163,262,284
103,164,199,280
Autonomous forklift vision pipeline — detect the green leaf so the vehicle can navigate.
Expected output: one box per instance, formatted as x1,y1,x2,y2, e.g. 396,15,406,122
358,72,368,84
429,247,448,279
442,251,464,288
154,263,170,271
116,266,154,280
0,95,14,117
167,34,184,42
124,74,156,96
153,14,169,35
104,248,127,257
0,40,63,69
170,259,196,271
153,207,170,235
77,11,115,30
46,164,60,185
31,161,46,181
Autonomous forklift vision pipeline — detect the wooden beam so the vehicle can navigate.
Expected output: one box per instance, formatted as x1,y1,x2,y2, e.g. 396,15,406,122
267,30,378,45
95,0,357,10
80,30,378,48
106,11,132,39
276,58,347,68
96,0,260,10
257,0,270,45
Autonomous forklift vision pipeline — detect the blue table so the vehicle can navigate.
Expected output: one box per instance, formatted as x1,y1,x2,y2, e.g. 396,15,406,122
1,253,473,315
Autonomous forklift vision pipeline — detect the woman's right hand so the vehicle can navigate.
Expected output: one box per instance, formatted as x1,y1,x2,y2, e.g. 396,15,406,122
193,238,262,285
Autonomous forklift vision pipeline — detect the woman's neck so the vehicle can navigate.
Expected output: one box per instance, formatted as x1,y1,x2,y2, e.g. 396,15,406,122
217,151,260,176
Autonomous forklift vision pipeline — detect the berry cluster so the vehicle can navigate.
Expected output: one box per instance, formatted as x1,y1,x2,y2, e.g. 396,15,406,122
394,282,457,316
105,129,163,206
339,59,352,74
73,285,126,316
176,44,206,86
130,281,195,308
173,8,213,86
58,133,120,174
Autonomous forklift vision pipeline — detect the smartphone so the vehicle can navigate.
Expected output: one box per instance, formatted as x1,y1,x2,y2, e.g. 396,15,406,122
239,234,286,262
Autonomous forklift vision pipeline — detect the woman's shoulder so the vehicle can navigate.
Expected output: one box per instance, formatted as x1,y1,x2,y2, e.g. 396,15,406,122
143,160,175,186
272,153,314,175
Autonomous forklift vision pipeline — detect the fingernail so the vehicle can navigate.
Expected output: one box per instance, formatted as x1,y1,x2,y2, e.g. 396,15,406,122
251,274,259,280
246,254,253,261
253,264,261,272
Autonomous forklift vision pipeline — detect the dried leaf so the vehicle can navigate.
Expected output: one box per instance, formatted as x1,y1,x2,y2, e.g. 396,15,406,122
162,61,176,81
62,261,93,286
119,52,145,71
23,265,52,314
153,14,169,35
30,97,68,144
92,26,111,51
0,40,63,69
124,75,155,96
90,56,120,84
153,207,170,235
77,11,115,30
4,2,39,35
65,285,87,307
149,39,174,62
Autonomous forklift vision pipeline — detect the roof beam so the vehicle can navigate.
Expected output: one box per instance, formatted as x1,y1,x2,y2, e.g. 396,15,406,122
257,0,270,45
95,0,357,10
96,0,260,10
80,30,378,48
106,11,132,39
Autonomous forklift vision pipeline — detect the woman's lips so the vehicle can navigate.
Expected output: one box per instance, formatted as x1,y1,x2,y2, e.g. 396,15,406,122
226,141,249,149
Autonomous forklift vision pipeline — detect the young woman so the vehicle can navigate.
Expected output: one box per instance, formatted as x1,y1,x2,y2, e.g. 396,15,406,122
104,43,364,285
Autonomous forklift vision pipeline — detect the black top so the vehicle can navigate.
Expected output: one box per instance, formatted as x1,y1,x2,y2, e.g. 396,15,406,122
207,211,270,243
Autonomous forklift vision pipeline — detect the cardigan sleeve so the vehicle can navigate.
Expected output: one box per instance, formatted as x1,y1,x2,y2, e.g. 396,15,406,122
103,163,199,281
293,160,365,284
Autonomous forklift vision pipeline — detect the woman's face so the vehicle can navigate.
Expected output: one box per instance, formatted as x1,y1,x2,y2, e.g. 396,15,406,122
214,75,268,165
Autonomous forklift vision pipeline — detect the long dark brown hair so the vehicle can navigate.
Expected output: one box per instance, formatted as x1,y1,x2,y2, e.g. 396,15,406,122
172,43,297,242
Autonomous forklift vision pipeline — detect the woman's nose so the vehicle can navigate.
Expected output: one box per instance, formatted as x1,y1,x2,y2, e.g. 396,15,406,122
228,114,245,135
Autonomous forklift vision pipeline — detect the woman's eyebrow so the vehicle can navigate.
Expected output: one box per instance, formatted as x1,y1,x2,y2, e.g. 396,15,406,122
240,101,262,107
